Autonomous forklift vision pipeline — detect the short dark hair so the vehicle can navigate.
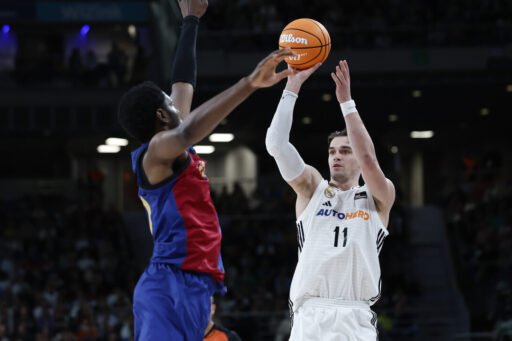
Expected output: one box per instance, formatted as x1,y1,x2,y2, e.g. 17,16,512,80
117,81,165,143
328,129,347,146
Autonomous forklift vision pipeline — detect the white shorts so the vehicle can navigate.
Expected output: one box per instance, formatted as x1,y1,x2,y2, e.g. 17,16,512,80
289,298,378,341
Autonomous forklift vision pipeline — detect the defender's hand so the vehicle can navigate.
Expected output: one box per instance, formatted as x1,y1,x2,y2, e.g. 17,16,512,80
331,60,352,103
177,0,208,18
247,49,296,89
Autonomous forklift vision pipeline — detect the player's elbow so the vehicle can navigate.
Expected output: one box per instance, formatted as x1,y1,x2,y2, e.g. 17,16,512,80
265,131,281,158
266,141,280,158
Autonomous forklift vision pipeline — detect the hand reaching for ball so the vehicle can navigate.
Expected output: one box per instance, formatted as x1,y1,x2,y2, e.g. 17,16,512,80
247,49,296,89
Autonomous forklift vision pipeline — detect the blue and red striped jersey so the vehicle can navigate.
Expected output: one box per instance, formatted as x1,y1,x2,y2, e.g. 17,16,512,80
131,144,225,283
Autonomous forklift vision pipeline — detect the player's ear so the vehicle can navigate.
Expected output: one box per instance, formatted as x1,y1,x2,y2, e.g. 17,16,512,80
156,108,170,123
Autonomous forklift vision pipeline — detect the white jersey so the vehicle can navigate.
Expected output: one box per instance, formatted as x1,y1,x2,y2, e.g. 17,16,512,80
289,180,388,313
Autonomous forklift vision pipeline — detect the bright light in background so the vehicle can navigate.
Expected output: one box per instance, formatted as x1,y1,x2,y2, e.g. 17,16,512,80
80,24,90,37
410,130,434,139
208,133,234,143
322,93,332,102
128,25,137,39
388,114,398,122
194,145,215,154
302,116,312,125
391,146,399,154
507,84,512,93
0,24,16,56
412,90,422,98
106,137,129,146
97,145,120,153
480,107,490,116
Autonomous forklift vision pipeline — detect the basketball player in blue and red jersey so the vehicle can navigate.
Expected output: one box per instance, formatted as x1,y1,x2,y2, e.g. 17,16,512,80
117,0,295,339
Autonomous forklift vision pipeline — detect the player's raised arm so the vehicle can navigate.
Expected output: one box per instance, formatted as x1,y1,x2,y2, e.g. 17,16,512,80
148,49,295,163
331,60,395,222
169,0,207,119
266,64,323,216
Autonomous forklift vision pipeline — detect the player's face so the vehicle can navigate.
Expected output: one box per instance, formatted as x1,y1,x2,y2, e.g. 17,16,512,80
328,136,360,181
161,93,182,128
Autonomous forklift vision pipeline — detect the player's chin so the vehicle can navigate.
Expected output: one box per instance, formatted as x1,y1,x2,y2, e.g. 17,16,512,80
330,169,343,177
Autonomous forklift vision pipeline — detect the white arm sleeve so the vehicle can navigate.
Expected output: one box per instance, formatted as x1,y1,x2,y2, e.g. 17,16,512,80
265,90,306,182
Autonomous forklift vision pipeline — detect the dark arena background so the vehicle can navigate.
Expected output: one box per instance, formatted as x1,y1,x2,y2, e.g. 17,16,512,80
1,1,511,340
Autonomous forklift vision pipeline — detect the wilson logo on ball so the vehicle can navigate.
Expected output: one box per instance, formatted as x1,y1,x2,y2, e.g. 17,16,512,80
279,34,309,45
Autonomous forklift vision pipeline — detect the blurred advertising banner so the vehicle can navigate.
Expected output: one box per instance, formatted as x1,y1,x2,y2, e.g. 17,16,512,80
0,2,35,21
35,1,148,22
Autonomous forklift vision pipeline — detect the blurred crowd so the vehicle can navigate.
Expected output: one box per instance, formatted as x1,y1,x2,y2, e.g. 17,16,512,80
203,0,512,48
442,151,512,338
0,194,135,341
9,41,148,89
1,0,511,88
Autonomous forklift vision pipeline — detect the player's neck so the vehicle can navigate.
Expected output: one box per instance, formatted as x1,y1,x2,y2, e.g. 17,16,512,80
329,179,358,191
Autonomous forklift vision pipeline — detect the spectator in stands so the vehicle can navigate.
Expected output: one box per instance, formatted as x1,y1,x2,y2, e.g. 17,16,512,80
107,42,128,87
444,151,512,332
130,44,148,86
83,49,99,86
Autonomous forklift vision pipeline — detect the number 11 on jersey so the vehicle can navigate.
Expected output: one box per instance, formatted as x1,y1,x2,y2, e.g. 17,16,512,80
333,226,348,247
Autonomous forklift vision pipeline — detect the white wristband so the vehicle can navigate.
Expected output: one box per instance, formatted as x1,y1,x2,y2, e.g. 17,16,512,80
340,99,357,117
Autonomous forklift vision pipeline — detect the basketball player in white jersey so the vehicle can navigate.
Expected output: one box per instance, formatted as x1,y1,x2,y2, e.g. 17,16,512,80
265,60,395,340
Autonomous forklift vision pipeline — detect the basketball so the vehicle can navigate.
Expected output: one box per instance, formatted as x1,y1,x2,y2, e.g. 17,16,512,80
278,18,331,70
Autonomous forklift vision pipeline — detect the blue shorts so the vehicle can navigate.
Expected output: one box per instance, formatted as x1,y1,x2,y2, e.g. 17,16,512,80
133,263,225,341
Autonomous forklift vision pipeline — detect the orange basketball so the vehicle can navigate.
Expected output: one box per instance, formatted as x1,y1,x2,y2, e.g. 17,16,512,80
279,18,331,70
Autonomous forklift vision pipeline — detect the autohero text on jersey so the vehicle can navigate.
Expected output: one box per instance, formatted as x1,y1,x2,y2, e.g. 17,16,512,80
315,209,370,221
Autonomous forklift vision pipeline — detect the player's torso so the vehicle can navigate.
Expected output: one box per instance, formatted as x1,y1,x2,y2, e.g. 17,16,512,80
132,146,224,282
138,151,217,239
290,180,387,306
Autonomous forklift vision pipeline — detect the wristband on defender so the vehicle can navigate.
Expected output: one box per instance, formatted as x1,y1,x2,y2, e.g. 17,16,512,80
340,99,357,117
